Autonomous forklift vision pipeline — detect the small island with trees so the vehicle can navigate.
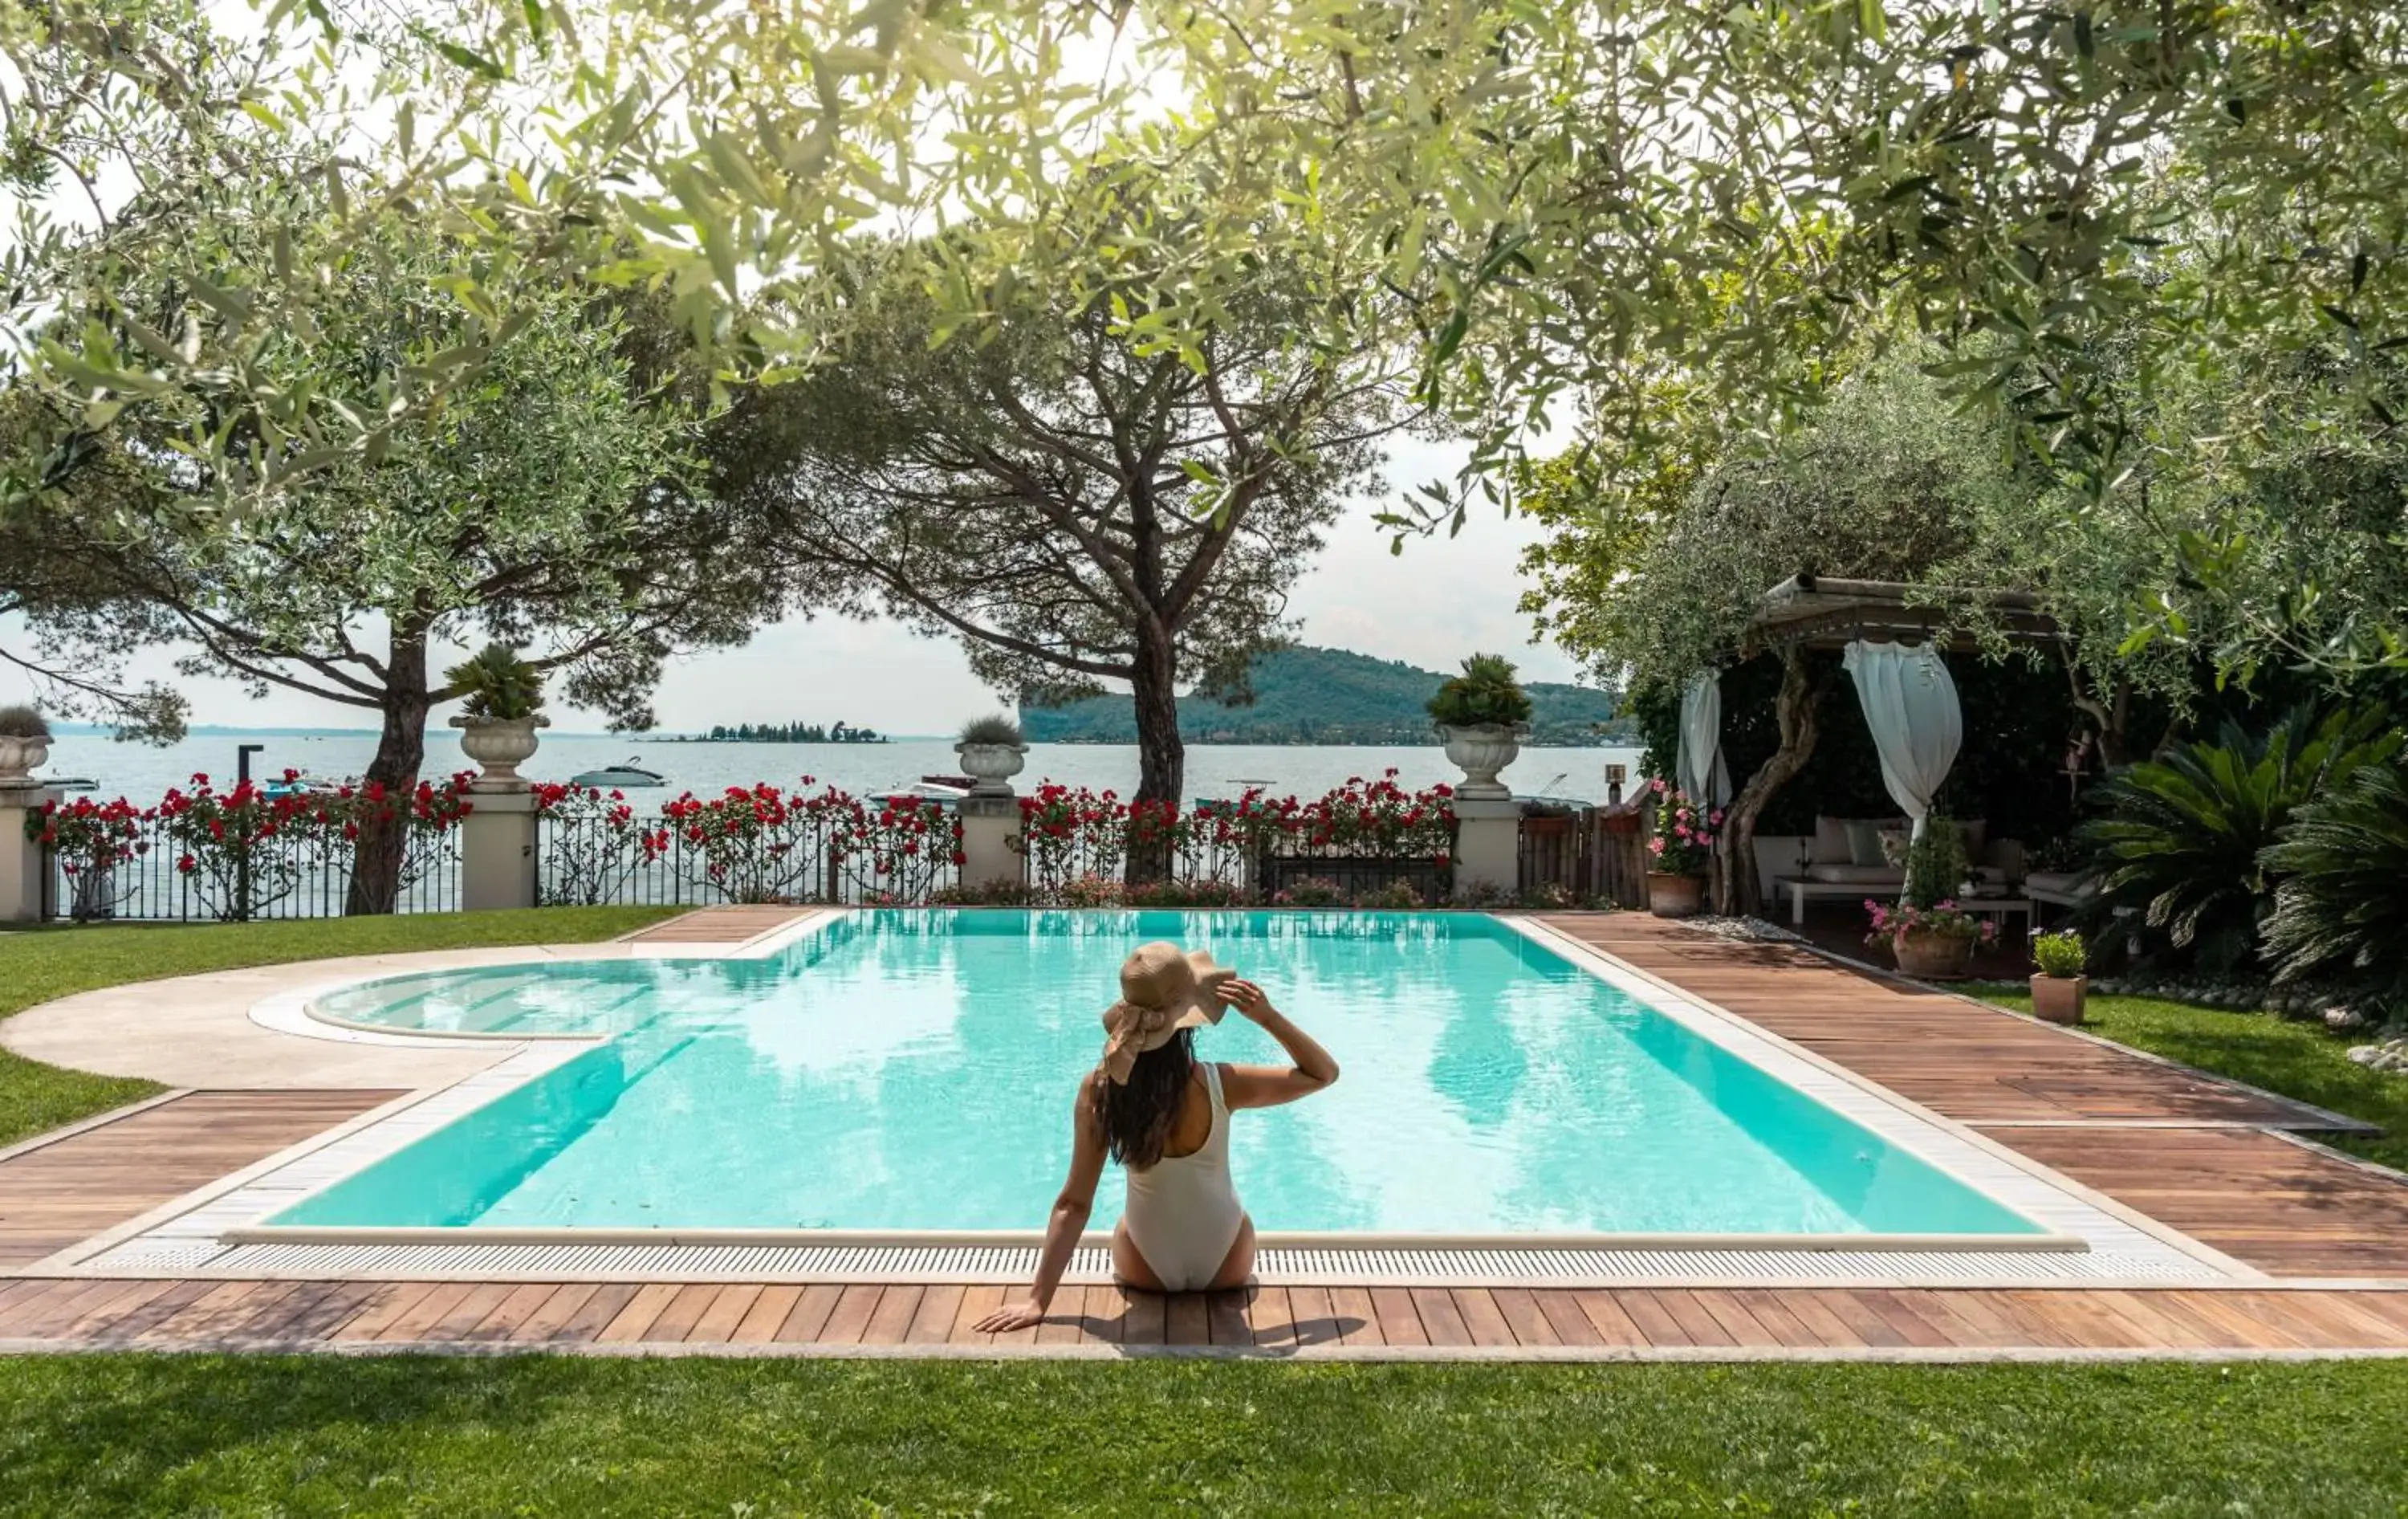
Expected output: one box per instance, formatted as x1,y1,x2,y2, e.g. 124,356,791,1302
687,721,889,744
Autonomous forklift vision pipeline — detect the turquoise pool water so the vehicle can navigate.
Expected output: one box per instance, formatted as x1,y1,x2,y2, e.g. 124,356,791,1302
280,911,2042,1236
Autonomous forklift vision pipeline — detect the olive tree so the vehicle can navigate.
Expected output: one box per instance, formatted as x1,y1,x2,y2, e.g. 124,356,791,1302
722,238,1420,878
3,213,777,912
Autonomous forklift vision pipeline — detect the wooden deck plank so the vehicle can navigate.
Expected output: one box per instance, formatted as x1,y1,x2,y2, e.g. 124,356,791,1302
949,1285,1005,1346
685,1285,764,1345
1451,1288,1519,1348
1368,1287,1427,1346
1251,1287,1297,1348
775,1284,845,1344
1324,1285,1381,1346
326,1284,437,1343
87,1279,215,1343
1409,1287,1472,1347
1532,1289,1607,1347
863,1285,925,1346
1075,1285,1127,1346
817,1285,885,1346
1205,1290,1252,1346
1116,1287,1166,1346
1540,915,2328,1128
905,1284,964,1345
594,1282,681,1343
461,1283,559,1344
550,1284,639,1344
424,1283,519,1342
509,1285,601,1343
0,1090,404,1268
1489,1288,1558,1346
732,1285,803,1345
1165,1292,1210,1346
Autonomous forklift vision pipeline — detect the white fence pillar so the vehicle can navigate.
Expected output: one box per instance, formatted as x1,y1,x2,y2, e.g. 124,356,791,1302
460,786,540,911
958,795,1023,891
0,785,58,924
1450,798,1521,902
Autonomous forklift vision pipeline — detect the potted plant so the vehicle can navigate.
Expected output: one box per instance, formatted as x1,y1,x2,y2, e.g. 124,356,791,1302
445,644,550,787
1865,818,1993,977
955,713,1029,796
0,703,51,787
1428,653,1533,799
2028,928,2089,1024
1642,779,1713,918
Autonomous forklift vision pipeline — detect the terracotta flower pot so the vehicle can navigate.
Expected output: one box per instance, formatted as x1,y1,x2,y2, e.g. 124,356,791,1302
1645,871,1704,918
2030,972,2088,1024
1890,925,1977,979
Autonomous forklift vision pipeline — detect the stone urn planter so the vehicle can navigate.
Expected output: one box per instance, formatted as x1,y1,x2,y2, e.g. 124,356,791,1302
954,741,1029,797
1889,926,1979,980
1645,871,1705,918
0,734,47,788
1438,723,1525,800
450,713,550,787
2030,972,2089,1024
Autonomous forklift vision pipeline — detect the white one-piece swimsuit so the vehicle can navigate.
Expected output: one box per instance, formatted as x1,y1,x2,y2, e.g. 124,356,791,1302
1120,1061,1246,1293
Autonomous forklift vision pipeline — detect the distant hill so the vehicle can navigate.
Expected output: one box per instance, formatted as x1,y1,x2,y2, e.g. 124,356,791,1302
1020,646,1631,747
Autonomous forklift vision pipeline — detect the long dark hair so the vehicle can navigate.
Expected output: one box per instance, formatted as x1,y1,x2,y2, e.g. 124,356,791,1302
1096,1028,1196,1171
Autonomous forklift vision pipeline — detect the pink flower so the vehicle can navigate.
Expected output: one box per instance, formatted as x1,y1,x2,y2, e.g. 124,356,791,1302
1647,837,1666,856
1650,777,1666,794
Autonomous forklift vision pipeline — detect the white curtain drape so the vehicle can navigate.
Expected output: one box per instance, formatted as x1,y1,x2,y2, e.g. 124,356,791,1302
1675,670,1731,805
1843,640,1962,837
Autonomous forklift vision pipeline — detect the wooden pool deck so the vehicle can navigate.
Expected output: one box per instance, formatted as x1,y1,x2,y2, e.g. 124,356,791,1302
4,910,2406,1359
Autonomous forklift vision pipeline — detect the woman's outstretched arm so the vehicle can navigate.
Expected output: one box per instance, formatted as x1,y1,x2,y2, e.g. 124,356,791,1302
973,1074,1107,1333
1218,979,1340,1110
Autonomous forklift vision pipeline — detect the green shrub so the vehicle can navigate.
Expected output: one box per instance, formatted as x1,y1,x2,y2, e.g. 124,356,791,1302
1900,817,1970,910
2031,929,2087,979
2261,760,2408,1018
958,713,1024,746
0,702,50,739
2079,706,2400,972
1353,879,1426,910
1427,653,1534,728
445,644,546,721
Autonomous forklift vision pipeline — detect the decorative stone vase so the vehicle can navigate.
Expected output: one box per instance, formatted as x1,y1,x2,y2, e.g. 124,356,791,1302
954,741,1029,797
0,735,47,788
450,714,549,788
2030,972,2089,1024
1891,926,1978,980
1645,871,1705,918
1438,723,1525,800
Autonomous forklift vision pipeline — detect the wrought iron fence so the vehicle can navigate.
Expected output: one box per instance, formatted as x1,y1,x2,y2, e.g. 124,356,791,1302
535,794,960,908
43,811,462,922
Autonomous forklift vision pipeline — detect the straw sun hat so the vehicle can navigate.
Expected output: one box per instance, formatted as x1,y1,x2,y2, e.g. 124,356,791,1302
1097,942,1235,1085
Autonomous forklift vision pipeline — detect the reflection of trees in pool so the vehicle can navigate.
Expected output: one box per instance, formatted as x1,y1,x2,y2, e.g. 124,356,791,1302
1424,992,1528,1134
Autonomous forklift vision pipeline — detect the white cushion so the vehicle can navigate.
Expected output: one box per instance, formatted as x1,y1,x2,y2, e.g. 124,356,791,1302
1804,862,1907,886
2025,870,2096,897
1811,816,1854,865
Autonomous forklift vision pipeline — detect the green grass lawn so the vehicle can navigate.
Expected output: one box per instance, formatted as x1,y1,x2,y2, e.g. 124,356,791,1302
1975,984,2408,1173
3,1357,2406,1517
0,907,677,1149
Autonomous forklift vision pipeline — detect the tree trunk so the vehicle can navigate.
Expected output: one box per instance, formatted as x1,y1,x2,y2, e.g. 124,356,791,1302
1711,643,1824,917
1127,625,1184,886
346,629,430,915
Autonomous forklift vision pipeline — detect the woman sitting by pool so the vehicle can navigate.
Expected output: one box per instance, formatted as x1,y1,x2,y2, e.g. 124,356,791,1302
974,942,1340,1331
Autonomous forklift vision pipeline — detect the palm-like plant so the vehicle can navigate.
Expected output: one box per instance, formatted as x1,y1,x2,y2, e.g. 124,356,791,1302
445,644,547,722
2262,762,2408,1015
2078,706,2401,972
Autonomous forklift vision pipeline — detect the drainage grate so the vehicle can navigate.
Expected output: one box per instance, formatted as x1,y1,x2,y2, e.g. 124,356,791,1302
81,1239,2227,1286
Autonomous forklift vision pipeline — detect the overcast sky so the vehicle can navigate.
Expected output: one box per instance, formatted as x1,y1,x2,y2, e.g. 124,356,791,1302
1,436,1588,735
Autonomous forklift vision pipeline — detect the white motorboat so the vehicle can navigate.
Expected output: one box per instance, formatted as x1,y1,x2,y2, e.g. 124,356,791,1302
570,756,668,788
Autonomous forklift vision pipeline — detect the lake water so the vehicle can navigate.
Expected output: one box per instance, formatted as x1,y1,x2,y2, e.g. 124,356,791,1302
37,732,1646,808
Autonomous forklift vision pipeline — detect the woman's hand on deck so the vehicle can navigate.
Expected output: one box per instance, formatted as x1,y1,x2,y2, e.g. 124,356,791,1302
973,1298,1047,1334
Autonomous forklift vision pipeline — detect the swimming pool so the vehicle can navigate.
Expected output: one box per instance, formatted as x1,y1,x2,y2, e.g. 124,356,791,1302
275,910,2046,1238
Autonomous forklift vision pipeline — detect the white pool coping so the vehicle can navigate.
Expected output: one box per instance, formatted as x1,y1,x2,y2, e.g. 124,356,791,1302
56,910,2254,1288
